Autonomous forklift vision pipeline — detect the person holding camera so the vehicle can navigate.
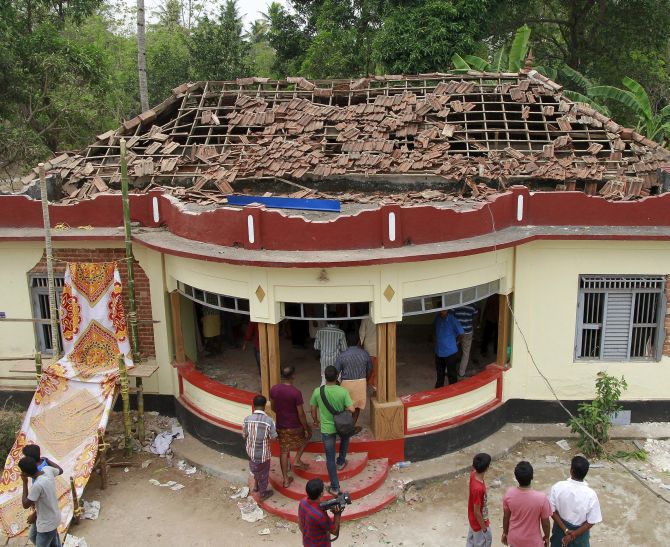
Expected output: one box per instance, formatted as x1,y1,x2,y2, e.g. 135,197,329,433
298,478,342,547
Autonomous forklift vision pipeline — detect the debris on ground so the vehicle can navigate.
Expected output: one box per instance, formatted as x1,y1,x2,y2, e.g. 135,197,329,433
545,455,559,464
258,528,271,535
237,498,265,523
644,439,670,473
141,459,152,469
150,431,180,456
63,534,88,547
81,500,100,520
403,485,423,504
555,439,571,451
148,479,184,490
230,486,250,500
489,479,502,489
176,460,197,475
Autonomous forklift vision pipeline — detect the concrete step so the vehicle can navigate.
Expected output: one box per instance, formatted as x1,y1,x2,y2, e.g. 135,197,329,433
290,452,369,481
269,457,390,501
256,482,397,523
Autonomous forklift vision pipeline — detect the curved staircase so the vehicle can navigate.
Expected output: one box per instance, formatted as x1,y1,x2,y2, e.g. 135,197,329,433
250,452,397,522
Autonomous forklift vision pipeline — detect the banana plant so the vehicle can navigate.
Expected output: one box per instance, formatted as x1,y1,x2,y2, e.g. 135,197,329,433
588,77,670,144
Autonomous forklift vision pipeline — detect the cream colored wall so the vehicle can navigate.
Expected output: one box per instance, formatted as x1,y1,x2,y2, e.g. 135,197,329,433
508,240,670,402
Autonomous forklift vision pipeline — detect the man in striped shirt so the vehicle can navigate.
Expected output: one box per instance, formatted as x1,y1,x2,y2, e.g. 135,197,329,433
298,478,342,547
314,322,347,384
454,304,479,378
242,394,277,501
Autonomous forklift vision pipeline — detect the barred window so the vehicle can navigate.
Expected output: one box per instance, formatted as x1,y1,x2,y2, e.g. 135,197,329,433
30,275,65,354
576,275,665,361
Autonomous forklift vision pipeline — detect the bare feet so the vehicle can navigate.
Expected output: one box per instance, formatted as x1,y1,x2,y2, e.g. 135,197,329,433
282,476,294,488
293,461,310,470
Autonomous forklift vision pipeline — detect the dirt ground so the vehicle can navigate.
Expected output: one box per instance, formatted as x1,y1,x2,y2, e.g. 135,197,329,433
71,435,670,547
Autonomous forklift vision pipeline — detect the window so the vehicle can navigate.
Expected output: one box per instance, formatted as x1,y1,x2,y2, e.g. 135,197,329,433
177,281,250,314
402,280,500,316
576,275,665,361
30,275,65,354
283,302,370,320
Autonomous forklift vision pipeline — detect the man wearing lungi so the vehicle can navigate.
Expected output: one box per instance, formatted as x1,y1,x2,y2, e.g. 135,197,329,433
548,456,602,546
242,394,278,501
270,365,312,488
334,331,371,429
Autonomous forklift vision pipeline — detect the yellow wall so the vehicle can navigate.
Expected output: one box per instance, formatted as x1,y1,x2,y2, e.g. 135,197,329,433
508,240,670,402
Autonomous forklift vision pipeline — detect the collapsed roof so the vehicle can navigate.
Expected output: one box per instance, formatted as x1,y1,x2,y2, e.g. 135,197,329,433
23,71,670,205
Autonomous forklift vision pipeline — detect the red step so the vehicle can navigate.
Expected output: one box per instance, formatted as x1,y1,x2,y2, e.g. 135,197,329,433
269,457,390,501
290,452,369,481
259,482,397,523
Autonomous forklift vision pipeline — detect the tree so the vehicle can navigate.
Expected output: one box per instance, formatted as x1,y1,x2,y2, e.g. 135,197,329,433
265,2,311,76
137,0,149,112
588,78,670,144
374,0,489,75
189,0,250,81
245,19,268,44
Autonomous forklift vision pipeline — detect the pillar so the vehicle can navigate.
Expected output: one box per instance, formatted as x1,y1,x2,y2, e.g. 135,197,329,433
370,321,404,440
497,293,512,367
258,322,281,400
169,290,185,362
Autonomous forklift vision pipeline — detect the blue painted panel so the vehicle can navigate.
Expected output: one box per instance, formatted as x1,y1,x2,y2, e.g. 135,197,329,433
227,195,341,212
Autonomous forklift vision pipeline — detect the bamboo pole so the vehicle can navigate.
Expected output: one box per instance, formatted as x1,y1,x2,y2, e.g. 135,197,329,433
120,139,145,442
118,354,133,458
34,351,42,382
38,164,60,361
69,476,82,525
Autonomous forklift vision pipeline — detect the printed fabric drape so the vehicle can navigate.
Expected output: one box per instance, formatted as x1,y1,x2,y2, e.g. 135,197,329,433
0,263,134,537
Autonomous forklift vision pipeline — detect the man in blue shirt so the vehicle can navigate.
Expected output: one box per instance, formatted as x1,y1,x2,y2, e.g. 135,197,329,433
434,309,464,387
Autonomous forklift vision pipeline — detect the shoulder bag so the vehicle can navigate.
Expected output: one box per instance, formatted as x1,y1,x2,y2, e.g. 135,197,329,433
320,385,355,438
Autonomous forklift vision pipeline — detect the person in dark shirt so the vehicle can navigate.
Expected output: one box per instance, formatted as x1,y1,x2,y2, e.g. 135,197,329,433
334,331,372,427
270,365,312,488
298,478,342,547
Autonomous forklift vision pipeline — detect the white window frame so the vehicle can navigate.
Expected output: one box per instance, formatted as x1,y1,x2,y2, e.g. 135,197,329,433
29,274,65,355
575,275,665,362
177,281,250,315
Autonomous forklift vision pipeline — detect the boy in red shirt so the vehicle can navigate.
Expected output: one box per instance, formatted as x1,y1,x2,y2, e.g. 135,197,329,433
467,452,492,547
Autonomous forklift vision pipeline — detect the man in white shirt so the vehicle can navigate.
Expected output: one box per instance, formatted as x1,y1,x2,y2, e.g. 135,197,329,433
548,456,602,547
19,456,64,547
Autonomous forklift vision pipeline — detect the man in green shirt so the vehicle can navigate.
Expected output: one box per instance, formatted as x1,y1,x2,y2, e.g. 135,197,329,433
310,365,355,496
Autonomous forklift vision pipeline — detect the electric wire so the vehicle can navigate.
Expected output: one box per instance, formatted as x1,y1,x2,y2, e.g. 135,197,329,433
483,201,670,505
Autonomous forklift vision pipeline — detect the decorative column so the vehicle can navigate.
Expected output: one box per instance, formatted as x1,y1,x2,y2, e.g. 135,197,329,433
169,290,186,362
370,321,404,440
258,322,281,400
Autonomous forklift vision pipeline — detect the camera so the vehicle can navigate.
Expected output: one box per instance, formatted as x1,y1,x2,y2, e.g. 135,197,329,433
319,491,352,513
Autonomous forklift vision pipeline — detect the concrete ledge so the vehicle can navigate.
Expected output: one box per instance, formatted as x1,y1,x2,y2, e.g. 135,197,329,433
171,433,248,485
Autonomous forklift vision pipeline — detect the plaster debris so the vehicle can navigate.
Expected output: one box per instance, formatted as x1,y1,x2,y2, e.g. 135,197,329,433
176,460,197,475
141,459,152,469
237,498,265,523
545,456,559,464
170,483,185,491
230,486,250,500
81,500,100,520
489,479,502,489
644,439,670,473
556,440,571,451
258,528,271,535
63,535,88,547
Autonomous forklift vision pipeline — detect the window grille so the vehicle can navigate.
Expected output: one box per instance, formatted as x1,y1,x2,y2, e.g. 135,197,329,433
176,281,250,315
575,275,665,361
402,280,500,316
30,275,65,354
283,302,370,320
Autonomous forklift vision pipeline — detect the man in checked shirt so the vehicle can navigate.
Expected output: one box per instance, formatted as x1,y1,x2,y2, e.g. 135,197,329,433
243,394,278,501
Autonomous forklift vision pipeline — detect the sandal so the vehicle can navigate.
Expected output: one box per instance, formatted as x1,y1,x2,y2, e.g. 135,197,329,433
282,476,294,488
293,461,310,470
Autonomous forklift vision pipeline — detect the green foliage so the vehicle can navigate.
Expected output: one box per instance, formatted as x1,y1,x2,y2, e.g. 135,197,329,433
375,0,488,74
568,373,628,458
189,0,250,80
451,24,530,74
611,449,647,461
0,408,23,464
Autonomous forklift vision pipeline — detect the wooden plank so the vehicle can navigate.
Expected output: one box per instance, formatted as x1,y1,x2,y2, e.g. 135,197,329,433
266,323,281,389
376,323,387,403
258,322,270,398
170,291,186,363
497,293,511,367
386,322,397,401
127,363,159,378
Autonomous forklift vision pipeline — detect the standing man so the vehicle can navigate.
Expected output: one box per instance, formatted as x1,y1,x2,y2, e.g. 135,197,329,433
310,365,355,496
358,316,377,391
242,394,277,501
298,478,342,547
334,331,371,428
314,322,347,384
19,456,63,547
548,456,602,547
454,303,479,378
270,365,312,488
467,452,492,547
502,461,552,547
434,309,464,388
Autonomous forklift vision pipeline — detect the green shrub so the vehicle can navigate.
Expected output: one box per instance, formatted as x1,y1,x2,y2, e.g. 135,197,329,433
0,408,24,464
568,372,627,458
